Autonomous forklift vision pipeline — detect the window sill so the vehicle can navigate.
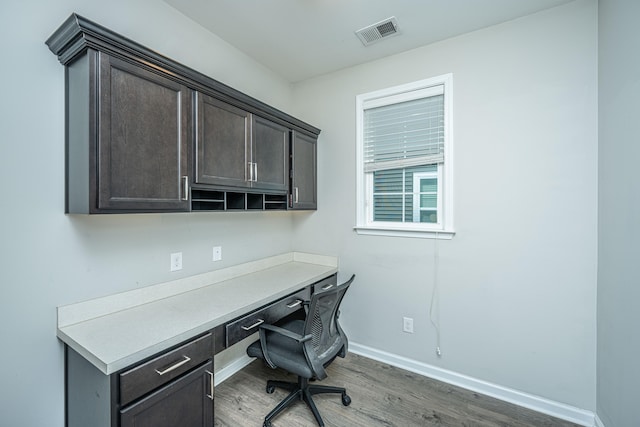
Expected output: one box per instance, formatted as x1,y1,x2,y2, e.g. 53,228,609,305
353,225,455,240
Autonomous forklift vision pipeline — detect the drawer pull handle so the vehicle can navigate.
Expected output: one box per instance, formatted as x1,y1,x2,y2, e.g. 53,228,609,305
286,299,303,309
321,284,334,290
241,319,264,331
206,370,214,400
154,355,191,375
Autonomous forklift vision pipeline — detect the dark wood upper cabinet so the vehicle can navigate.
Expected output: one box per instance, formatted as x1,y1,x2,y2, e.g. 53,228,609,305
251,115,289,192
64,50,191,213
96,53,191,212
290,131,318,210
47,13,320,214
195,93,288,193
196,94,251,189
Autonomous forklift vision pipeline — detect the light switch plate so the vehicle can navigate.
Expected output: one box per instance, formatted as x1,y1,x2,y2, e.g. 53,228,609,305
403,317,414,333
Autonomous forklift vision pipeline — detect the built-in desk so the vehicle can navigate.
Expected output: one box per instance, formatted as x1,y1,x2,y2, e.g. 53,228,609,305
58,252,338,427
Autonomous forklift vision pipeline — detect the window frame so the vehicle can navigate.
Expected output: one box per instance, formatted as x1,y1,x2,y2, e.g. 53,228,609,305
412,170,440,225
355,74,454,239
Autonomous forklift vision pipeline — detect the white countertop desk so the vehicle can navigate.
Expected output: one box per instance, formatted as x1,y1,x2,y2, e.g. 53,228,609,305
57,252,338,375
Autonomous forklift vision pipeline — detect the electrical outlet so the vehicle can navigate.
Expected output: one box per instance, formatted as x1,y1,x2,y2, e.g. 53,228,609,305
212,246,222,262
170,252,183,272
403,317,414,333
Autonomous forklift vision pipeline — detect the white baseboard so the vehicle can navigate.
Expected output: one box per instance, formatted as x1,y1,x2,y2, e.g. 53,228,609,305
214,354,254,386
349,342,596,427
594,414,606,427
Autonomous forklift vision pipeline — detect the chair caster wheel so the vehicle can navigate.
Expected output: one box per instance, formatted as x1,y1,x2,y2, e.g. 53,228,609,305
263,421,272,427
341,393,351,406
266,385,275,394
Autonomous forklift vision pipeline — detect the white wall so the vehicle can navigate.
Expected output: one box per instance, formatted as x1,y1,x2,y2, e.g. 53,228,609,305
0,0,601,424
292,0,598,411
0,1,298,426
597,1,640,426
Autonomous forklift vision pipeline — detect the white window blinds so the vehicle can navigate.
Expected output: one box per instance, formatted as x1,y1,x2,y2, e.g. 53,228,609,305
363,85,444,173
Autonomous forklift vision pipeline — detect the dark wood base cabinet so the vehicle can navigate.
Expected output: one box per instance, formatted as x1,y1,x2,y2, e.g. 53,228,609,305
66,334,214,427
120,364,213,427
62,276,335,427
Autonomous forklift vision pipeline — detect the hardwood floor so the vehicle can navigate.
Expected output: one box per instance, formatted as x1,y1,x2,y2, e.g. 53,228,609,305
214,353,582,427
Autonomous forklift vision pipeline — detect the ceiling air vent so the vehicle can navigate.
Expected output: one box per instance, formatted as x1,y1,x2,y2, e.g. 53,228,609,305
355,17,400,46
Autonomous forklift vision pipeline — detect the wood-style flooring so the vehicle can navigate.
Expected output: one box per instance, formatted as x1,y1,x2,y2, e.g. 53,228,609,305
214,353,582,427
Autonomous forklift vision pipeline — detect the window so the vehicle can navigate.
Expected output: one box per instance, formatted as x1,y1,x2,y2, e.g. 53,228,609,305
355,75,454,239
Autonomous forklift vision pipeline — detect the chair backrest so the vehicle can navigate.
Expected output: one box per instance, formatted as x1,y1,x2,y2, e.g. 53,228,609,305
304,274,355,367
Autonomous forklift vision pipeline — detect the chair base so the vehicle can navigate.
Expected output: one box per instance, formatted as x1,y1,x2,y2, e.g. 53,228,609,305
262,376,351,427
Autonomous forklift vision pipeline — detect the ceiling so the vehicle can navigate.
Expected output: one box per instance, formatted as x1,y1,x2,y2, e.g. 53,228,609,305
164,0,574,83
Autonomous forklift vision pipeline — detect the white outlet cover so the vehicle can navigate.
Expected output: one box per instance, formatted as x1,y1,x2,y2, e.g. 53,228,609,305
213,246,222,262
170,252,183,271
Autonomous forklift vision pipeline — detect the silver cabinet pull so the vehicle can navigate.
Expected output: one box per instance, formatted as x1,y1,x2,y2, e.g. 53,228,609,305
181,176,189,201
321,284,334,290
294,187,299,204
286,299,303,309
247,162,258,182
206,370,214,400
241,319,264,331
155,355,191,375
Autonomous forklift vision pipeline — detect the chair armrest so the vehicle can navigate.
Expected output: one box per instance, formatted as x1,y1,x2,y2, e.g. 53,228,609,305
260,324,312,343
258,323,312,369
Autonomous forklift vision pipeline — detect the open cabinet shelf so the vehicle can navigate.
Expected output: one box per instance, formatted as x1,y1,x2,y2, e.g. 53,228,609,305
191,188,287,212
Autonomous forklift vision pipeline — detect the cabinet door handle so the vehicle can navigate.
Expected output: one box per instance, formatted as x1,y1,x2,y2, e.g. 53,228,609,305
181,176,189,201
321,284,334,290
254,163,258,182
206,370,214,400
286,299,303,309
155,355,191,375
241,318,264,331
294,187,299,204
247,162,253,182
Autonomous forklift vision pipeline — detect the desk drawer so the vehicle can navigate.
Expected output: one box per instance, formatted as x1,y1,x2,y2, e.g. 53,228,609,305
119,333,213,406
226,288,308,347
312,274,337,293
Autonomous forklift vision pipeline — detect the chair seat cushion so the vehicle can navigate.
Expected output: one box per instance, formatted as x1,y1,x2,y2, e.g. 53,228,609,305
246,319,315,379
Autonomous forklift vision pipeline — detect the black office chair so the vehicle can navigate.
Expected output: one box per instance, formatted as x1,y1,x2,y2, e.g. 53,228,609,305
246,274,355,427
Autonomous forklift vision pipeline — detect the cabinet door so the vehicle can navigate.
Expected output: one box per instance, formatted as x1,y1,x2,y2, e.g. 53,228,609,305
196,93,251,189
120,362,214,427
290,131,317,210
97,53,190,211
251,116,289,192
